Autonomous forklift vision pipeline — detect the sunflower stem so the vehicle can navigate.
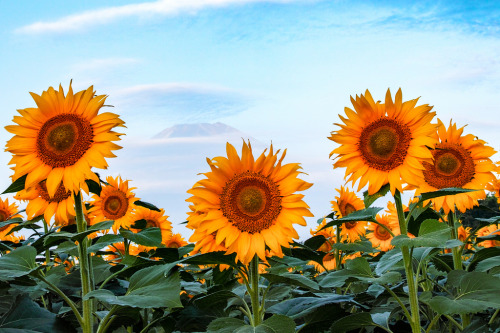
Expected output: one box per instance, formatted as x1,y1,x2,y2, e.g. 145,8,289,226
335,225,341,271
394,190,421,333
43,219,51,272
75,191,94,333
249,255,262,326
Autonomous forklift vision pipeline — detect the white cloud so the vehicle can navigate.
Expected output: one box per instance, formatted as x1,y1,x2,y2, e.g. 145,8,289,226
16,0,298,34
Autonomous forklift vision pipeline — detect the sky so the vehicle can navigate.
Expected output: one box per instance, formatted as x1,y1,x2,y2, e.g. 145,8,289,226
1,0,499,239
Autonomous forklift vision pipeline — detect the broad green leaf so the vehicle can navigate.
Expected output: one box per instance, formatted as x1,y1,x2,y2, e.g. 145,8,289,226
262,273,319,290
2,174,26,194
468,248,500,271
88,234,124,253
207,318,247,333
182,251,238,267
363,183,390,208
258,315,295,333
391,219,451,248
120,227,163,247
134,200,161,212
321,258,401,286
0,246,38,281
289,247,325,264
85,178,102,196
208,315,294,333
419,187,477,202
194,290,238,310
303,235,327,250
332,240,377,253
267,295,354,320
71,220,114,242
0,296,68,332
475,256,500,272
330,312,384,332
407,206,440,236
375,249,403,275
322,207,381,230
0,218,23,230
428,271,500,315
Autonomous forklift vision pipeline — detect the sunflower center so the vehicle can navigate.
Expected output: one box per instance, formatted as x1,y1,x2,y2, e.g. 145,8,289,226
37,181,72,202
359,119,412,171
145,219,157,228
220,171,282,234
423,143,475,189
0,209,10,232
103,191,129,220
342,203,357,216
345,221,357,229
167,241,182,249
36,114,94,168
375,225,391,240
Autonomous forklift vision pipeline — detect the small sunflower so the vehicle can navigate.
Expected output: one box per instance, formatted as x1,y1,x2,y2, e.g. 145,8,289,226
165,233,188,249
310,219,337,272
88,176,137,233
476,224,500,248
367,214,400,252
329,89,437,195
103,242,141,264
416,120,497,213
5,83,125,197
132,206,172,243
486,176,500,204
186,141,313,265
332,186,366,242
0,198,22,240
16,180,75,226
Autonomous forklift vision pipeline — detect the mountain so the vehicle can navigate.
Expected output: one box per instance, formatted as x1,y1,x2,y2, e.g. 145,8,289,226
152,122,243,139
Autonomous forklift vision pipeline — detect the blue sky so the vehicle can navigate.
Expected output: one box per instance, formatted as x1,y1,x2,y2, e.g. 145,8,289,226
1,0,499,237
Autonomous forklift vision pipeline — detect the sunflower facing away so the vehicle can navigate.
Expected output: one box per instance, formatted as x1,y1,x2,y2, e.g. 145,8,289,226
88,176,137,233
416,120,496,213
186,141,313,265
5,83,125,197
132,206,172,243
16,180,75,226
329,89,437,195
367,214,400,252
332,186,366,242
0,198,22,241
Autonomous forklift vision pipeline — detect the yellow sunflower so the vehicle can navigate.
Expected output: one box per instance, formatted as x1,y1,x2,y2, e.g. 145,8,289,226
332,186,367,242
367,214,400,252
416,120,496,213
0,198,22,240
329,88,437,195
486,175,500,204
88,176,137,233
186,141,313,265
16,180,75,226
476,224,500,248
5,83,125,197
309,218,337,272
132,206,172,243
165,233,188,249
103,242,141,264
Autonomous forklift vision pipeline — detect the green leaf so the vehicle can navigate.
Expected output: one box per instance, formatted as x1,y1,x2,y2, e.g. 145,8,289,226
375,249,403,275
71,220,114,242
363,183,390,208
262,272,319,290
208,315,295,333
419,187,477,202
85,178,102,196
468,248,500,271
85,264,182,309
0,295,68,332
330,312,386,332
407,205,441,236
475,256,500,272
207,318,247,333
391,219,451,248
134,200,161,212
428,271,500,315
120,227,163,247
194,290,238,310
332,240,376,253
0,217,23,230
88,234,124,253
303,235,327,250
2,174,27,194
258,315,295,333
267,295,354,320
182,251,238,267
0,246,38,281
322,207,382,230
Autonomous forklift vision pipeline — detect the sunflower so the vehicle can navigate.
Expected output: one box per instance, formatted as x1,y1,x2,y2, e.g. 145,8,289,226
186,141,313,265
165,233,188,249
0,198,22,240
329,89,437,195
16,180,75,226
132,206,172,243
88,176,137,233
310,218,337,272
5,83,125,197
367,214,400,252
476,224,500,248
416,120,496,213
332,186,366,242
103,242,141,264
486,175,500,204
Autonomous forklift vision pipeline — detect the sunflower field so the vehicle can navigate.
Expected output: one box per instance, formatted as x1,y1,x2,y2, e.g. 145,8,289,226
0,83,500,333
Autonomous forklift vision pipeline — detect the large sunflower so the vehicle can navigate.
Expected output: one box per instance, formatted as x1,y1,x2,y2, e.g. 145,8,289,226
5,83,125,197
416,120,496,213
88,176,137,233
0,198,22,240
16,180,75,226
132,206,172,243
329,89,437,195
332,186,366,242
186,141,313,265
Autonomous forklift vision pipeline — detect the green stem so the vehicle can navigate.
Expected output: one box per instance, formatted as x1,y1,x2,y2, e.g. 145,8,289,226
394,190,421,333
383,285,412,324
96,306,119,333
75,191,93,333
249,256,262,326
443,315,463,331
489,308,500,325
425,314,441,333
38,274,84,326
43,219,51,272
335,225,341,270
446,212,462,271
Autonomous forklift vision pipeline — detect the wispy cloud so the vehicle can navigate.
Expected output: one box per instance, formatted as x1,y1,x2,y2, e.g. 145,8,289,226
16,0,299,34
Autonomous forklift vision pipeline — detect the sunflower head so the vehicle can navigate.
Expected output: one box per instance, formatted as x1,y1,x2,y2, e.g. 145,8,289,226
416,119,497,213
476,224,500,248
367,214,400,252
165,233,188,249
0,198,22,240
329,88,437,195
486,175,500,204
132,206,172,243
186,141,313,265
5,82,125,197
331,186,366,242
88,176,137,233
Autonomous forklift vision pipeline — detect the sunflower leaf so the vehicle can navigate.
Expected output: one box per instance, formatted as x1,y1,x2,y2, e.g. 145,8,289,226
391,219,451,248
0,246,39,281
181,251,238,267
85,178,102,196
134,200,161,212
88,234,124,253
120,227,163,247
321,207,381,230
363,183,390,208
330,312,386,332
267,295,354,320
262,272,320,290
1,174,27,194
419,187,477,202
71,220,114,242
